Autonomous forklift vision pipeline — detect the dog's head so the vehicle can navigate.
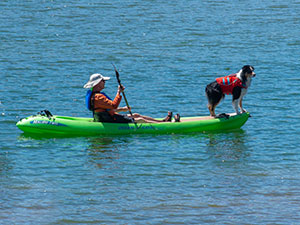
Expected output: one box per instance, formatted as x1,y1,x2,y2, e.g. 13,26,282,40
236,65,255,86
242,65,256,78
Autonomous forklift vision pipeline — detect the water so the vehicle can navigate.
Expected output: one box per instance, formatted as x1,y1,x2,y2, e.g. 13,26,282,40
1,0,300,224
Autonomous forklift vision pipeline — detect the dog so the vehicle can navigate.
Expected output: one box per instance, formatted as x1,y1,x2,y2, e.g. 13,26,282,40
205,65,256,117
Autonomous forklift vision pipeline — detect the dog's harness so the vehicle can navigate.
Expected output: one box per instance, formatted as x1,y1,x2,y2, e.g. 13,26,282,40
216,74,247,95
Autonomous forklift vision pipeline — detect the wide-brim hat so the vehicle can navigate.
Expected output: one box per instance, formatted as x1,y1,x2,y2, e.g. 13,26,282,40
83,73,110,89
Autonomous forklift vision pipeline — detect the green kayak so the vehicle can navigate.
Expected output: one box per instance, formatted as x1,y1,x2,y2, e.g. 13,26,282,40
16,112,250,136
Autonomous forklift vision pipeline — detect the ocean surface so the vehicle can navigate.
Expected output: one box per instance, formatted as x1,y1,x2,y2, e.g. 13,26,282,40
1,0,300,224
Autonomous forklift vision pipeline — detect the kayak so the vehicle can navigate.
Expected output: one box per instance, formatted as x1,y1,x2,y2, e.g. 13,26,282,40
17,112,250,136
16,112,250,136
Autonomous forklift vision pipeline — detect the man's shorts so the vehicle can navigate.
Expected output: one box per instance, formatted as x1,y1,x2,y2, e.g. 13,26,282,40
94,111,134,123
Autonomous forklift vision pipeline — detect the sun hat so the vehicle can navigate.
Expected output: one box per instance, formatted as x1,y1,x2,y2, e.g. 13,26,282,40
83,73,110,89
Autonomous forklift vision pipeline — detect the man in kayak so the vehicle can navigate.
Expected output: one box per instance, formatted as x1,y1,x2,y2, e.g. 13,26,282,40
83,73,180,123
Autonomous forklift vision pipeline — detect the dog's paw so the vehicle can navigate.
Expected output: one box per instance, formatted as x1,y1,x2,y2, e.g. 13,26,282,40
240,109,247,113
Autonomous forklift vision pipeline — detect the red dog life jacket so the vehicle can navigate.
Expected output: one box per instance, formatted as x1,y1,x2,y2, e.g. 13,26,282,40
216,74,246,95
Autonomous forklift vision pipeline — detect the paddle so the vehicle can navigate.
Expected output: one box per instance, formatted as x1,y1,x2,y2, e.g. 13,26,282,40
112,64,134,118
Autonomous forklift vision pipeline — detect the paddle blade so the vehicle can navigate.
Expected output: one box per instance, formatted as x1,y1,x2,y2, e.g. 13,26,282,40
112,63,121,84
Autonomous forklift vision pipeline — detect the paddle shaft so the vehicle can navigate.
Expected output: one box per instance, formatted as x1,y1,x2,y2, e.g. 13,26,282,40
113,65,134,117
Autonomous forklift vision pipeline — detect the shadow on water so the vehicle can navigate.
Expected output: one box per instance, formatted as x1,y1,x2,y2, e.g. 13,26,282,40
85,136,129,171
204,129,249,163
17,128,250,169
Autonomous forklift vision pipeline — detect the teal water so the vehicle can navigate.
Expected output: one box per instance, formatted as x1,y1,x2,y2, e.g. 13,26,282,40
1,0,300,224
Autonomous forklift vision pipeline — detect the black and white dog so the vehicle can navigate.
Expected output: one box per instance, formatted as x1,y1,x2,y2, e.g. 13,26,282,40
205,65,256,117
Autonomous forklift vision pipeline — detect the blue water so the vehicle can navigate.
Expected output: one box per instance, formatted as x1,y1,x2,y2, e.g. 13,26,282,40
1,0,300,224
